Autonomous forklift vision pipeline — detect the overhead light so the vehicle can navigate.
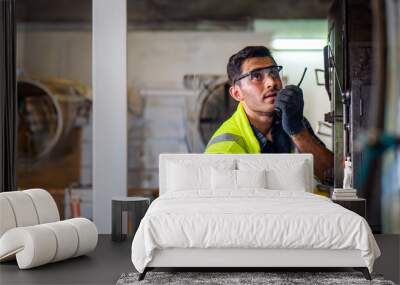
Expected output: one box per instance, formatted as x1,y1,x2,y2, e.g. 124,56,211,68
271,38,326,50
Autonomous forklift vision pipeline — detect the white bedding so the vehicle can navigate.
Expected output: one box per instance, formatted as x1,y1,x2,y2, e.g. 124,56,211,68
131,190,380,273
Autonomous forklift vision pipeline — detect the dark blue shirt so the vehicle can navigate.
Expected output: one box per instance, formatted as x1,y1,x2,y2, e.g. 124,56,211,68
250,117,325,154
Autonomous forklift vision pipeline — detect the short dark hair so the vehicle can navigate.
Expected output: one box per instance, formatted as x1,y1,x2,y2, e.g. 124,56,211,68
227,46,273,84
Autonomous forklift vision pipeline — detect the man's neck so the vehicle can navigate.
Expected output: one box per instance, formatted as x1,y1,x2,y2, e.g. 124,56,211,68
242,103,274,136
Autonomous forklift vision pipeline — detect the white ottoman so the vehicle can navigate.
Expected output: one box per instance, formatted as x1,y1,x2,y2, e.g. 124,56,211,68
0,189,98,269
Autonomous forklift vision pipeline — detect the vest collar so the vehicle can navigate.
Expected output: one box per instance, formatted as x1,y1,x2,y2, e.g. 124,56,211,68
233,102,261,153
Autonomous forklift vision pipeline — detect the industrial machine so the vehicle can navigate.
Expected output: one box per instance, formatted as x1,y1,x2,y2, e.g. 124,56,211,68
17,78,91,188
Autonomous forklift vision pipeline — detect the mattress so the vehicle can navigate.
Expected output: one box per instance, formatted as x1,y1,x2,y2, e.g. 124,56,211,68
131,190,380,273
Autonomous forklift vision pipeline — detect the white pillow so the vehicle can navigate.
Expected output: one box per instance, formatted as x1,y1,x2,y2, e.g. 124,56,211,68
236,169,267,189
211,168,236,190
167,159,235,192
238,159,309,191
211,169,267,191
167,162,209,191
266,162,307,191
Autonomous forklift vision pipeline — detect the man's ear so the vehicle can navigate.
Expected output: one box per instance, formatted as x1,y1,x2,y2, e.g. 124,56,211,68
229,85,243,102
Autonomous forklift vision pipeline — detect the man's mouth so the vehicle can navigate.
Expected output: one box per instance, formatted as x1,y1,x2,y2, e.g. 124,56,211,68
262,93,277,100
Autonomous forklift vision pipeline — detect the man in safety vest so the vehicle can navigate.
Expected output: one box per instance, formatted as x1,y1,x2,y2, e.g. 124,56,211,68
205,46,333,182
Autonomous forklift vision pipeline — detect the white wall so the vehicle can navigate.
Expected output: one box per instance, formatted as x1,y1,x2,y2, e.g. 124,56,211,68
17,30,92,85
16,30,272,89
127,31,271,89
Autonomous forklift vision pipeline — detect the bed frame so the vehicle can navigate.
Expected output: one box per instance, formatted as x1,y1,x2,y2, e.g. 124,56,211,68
138,154,372,281
139,248,371,280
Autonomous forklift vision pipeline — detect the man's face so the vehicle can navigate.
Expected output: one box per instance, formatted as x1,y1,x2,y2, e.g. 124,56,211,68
230,56,283,114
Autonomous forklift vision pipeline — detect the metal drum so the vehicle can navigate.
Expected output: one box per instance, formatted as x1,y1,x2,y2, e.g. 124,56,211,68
17,78,91,166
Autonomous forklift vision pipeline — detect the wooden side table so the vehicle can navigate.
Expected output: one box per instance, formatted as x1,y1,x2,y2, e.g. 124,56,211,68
331,198,366,218
111,197,151,242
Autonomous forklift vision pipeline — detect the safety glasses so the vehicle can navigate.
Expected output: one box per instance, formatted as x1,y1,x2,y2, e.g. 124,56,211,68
233,65,283,85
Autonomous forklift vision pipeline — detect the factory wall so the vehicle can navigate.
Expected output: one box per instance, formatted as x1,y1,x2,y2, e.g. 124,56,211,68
16,29,331,189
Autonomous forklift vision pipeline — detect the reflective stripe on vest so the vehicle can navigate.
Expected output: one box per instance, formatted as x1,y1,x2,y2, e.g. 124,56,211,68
206,133,248,152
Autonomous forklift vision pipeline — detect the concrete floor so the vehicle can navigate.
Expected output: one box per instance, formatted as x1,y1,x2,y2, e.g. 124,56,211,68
1,234,399,285
0,235,134,285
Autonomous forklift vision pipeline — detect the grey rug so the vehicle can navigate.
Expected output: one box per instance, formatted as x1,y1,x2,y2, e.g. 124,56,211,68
116,271,396,285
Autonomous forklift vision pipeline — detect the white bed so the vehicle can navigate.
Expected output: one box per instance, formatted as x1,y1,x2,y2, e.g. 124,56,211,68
131,154,380,280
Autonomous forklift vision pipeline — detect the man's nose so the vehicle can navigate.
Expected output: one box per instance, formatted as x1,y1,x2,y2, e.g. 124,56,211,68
264,75,278,90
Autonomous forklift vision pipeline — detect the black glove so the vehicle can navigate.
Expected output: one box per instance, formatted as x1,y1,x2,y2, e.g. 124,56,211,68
275,85,305,136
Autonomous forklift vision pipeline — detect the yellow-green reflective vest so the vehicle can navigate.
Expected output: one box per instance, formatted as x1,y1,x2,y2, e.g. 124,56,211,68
204,102,261,154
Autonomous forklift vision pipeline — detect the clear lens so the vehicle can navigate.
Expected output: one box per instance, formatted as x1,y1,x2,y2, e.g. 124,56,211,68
250,70,264,81
249,66,281,82
235,66,283,85
268,67,282,80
